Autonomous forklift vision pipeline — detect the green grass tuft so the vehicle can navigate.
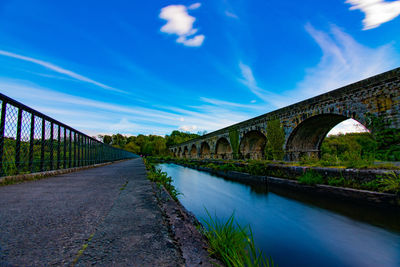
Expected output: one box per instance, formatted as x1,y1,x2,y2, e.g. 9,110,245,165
298,170,324,185
201,209,276,267
378,172,400,194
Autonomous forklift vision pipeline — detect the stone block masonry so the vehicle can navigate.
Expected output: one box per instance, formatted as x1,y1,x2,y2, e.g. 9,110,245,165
170,67,400,161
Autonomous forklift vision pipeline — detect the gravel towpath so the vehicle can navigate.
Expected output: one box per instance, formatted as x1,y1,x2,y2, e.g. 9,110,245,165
0,158,184,266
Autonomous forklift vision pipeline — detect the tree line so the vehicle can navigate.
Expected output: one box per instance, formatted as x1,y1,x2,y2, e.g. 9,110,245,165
98,130,200,156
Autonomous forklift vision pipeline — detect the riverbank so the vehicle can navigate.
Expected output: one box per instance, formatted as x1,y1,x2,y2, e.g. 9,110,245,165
145,158,275,266
157,163,400,267
149,157,400,207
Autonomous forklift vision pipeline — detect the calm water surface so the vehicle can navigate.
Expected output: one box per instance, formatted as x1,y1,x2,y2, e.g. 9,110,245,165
158,163,400,267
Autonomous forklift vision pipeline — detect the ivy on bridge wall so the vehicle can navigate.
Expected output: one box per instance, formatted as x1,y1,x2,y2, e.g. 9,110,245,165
229,127,239,159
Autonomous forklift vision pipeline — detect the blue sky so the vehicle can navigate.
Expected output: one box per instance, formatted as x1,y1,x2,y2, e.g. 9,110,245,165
0,0,399,136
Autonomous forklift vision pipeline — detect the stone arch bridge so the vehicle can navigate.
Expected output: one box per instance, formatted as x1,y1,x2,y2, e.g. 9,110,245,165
170,68,400,161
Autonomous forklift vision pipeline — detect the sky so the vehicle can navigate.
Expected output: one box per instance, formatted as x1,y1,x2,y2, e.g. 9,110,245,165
0,0,400,137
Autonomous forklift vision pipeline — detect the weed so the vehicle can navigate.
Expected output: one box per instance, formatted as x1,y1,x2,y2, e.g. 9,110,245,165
298,170,324,185
201,210,276,267
327,176,345,187
378,172,400,194
360,180,381,191
144,159,180,200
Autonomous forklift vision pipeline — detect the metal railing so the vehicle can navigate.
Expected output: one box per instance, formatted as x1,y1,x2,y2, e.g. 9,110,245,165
0,93,137,177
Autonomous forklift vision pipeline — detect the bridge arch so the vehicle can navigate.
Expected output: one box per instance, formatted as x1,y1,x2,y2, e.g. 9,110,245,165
200,142,211,159
177,147,182,158
190,144,198,159
215,137,232,159
239,130,266,160
183,146,189,158
285,114,368,161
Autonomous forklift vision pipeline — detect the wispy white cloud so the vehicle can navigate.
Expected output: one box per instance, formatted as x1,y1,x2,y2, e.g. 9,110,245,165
110,118,139,132
1,79,260,135
179,125,198,132
200,97,263,109
0,50,124,93
239,25,397,107
159,4,205,47
238,62,294,107
294,24,398,97
346,0,400,30
225,11,239,19
236,24,398,134
188,3,201,10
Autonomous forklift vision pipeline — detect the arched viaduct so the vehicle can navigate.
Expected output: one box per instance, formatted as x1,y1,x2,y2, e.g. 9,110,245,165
170,68,400,161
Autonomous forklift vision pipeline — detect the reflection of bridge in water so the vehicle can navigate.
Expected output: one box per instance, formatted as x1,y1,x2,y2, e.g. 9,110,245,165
170,68,400,161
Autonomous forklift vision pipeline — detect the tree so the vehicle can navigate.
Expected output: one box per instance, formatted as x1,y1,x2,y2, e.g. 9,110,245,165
365,113,400,161
100,135,112,145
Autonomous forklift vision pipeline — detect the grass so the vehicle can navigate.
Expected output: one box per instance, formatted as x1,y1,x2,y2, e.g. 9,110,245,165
72,233,95,265
150,156,400,193
378,172,400,194
297,170,324,185
144,158,180,200
119,180,128,190
201,210,276,267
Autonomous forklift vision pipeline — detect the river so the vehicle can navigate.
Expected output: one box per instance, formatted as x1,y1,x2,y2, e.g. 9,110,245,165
157,163,400,267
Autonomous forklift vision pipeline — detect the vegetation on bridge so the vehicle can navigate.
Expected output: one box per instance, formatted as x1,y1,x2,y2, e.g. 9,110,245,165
265,119,285,161
229,127,240,159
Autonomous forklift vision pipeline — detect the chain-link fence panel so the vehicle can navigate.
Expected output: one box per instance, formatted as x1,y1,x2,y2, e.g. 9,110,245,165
0,93,137,177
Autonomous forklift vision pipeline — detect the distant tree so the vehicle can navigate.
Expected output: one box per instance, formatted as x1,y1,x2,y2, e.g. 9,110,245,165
124,141,140,154
100,135,112,145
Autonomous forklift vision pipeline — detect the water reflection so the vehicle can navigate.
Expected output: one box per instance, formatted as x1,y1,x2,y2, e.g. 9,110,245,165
158,163,400,267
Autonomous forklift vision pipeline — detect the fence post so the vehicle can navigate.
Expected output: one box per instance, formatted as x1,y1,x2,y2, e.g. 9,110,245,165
69,130,72,168
77,134,81,167
80,135,84,166
74,132,77,168
64,127,67,168
89,139,92,165
15,107,22,173
57,125,61,169
49,122,54,170
0,101,7,176
29,114,34,172
40,119,45,171
85,137,88,166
